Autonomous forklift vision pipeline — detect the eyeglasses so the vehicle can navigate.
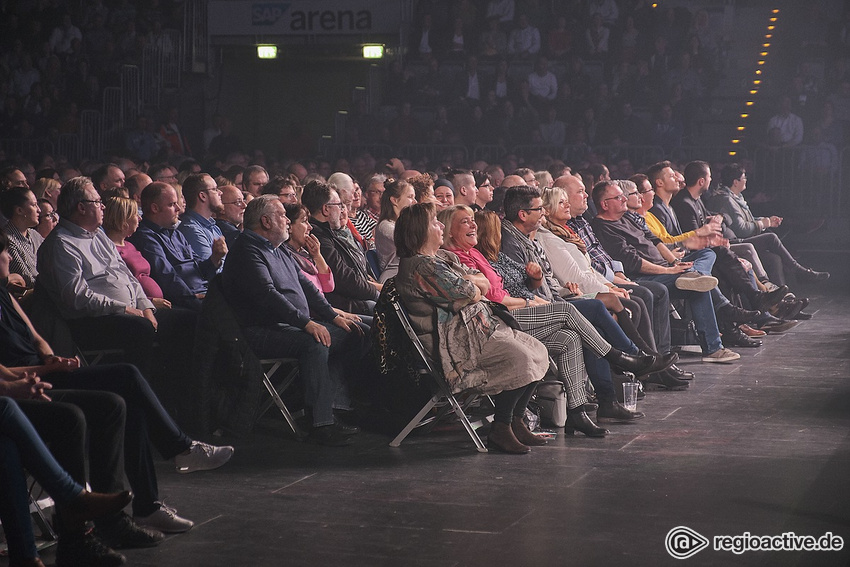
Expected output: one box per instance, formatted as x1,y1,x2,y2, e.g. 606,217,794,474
81,199,103,206
626,191,639,197
40,211,58,219
604,194,627,202
222,200,246,206
638,188,654,194
521,206,545,213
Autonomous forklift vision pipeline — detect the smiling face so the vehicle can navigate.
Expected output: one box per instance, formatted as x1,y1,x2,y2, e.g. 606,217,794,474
392,185,417,216
549,192,571,224
449,209,478,251
434,185,454,210
288,207,312,249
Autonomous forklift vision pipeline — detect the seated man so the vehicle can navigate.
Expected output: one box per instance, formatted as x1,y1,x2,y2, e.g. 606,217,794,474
36,177,157,367
302,180,380,315
705,162,829,285
221,195,370,446
649,161,788,315
1,231,233,552
590,180,741,363
129,182,223,311
177,173,228,268
215,183,246,248
499,185,678,405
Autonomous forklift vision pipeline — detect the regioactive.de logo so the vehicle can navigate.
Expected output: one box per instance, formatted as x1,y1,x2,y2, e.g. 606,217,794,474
666,526,710,559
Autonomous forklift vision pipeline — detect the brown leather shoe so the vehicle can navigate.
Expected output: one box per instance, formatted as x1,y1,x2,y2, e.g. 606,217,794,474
63,490,133,529
739,324,766,337
511,416,547,446
487,422,530,454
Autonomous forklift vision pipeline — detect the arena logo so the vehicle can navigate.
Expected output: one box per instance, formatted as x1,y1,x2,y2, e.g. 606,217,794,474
252,3,291,25
252,3,373,31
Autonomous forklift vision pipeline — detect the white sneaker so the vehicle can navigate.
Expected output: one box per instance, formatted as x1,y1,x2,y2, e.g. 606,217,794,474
134,502,194,533
702,348,741,363
675,272,719,292
174,441,234,474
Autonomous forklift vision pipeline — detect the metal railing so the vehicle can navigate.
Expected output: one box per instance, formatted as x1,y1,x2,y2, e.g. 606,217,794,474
751,145,843,213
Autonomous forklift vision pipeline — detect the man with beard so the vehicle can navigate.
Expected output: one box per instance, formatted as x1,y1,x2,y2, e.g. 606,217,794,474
177,173,229,268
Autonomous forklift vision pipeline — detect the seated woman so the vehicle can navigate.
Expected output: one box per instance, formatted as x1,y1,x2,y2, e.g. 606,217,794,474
441,206,660,433
0,394,133,567
284,202,367,325
536,185,659,355
1,187,44,296
374,178,417,283
103,196,171,311
394,202,548,454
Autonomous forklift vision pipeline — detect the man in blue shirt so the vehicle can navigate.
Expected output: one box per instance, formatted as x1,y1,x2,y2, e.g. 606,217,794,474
177,173,227,268
222,195,370,447
129,182,224,311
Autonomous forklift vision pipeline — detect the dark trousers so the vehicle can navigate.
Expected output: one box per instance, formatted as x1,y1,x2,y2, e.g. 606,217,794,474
67,313,156,375
44,364,193,516
244,321,370,427
624,280,672,353
1,397,86,561
741,231,801,285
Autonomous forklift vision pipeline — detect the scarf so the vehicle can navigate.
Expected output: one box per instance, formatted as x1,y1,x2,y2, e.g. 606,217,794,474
544,218,587,254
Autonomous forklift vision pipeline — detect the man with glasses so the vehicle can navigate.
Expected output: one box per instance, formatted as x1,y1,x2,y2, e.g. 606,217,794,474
353,174,384,242
216,184,246,247
177,173,228,269
303,180,380,316
705,163,829,286
590,180,742,364
37,176,158,368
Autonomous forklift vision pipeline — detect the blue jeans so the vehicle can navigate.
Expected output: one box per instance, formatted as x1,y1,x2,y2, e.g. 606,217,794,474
636,272,722,355
569,298,638,353
0,397,84,562
245,321,371,427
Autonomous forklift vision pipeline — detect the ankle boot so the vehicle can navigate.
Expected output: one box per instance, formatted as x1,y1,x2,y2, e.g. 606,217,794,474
511,416,547,446
487,421,530,454
564,410,608,437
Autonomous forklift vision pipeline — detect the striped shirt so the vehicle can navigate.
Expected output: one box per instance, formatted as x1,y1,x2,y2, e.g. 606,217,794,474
2,221,43,287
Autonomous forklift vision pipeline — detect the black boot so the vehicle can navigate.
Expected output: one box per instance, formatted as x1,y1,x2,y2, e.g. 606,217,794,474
642,371,690,391
716,303,759,324
596,400,644,421
564,409,609,437
752,285,789,311
604,349,678,376
796,266,829,281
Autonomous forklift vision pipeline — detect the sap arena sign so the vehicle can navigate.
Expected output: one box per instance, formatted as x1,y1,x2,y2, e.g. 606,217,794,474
209,0,402,35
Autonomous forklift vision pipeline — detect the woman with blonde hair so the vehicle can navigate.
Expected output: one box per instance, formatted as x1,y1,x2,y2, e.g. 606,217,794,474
103,196,171,310
536,185,659,356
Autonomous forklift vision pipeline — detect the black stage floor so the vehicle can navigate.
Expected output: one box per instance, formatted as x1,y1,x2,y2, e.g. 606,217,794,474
17,278,850,567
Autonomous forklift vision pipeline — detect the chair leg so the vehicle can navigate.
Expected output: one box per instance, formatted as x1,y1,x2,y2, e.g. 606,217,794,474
389,396,439,447
260,363,304,439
